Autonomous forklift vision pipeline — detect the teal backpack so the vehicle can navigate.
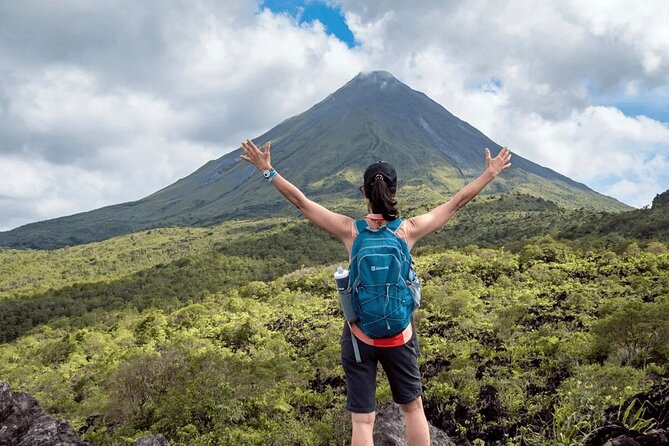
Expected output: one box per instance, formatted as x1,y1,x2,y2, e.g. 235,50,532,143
347,218,421,360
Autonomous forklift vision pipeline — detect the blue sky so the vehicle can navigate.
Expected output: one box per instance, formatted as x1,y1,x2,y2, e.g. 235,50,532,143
261,0,356,47
597,98,669,123
587,79,669,124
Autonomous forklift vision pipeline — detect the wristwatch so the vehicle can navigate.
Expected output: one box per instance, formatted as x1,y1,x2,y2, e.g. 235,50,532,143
263,168,277,182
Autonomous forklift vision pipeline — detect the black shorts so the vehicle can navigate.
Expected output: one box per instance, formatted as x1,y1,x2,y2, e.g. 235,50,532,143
340,323,422,413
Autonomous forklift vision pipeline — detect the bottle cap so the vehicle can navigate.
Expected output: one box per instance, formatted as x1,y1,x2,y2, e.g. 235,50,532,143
334,265,348,279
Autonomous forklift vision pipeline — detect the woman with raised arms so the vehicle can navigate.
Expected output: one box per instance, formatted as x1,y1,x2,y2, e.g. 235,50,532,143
241,140,511,446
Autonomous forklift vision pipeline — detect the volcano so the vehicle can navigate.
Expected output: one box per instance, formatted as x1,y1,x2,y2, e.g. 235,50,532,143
0,71,630,249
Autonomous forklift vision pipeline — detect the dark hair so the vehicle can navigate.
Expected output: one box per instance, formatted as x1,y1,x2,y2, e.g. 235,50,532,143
362,174,399,221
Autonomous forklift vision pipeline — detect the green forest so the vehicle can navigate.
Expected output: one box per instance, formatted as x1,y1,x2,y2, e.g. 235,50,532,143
1,193,668,445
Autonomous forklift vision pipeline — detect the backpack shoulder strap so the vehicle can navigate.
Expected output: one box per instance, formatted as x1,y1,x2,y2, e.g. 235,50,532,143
354,219,369,236
384,217,403,234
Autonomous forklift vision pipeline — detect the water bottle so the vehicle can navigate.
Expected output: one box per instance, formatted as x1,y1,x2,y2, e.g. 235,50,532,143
334,266,358,322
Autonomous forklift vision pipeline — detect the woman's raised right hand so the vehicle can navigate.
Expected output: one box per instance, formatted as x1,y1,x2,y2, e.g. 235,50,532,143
240,139,272,172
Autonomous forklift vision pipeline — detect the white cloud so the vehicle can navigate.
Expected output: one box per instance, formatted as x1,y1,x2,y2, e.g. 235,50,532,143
172,8,367,142
606,178,664,209
0,156,101,231
573,0,669,77
9,66,192,160
0,137,218,231
486,106,669,207
0,156,53,201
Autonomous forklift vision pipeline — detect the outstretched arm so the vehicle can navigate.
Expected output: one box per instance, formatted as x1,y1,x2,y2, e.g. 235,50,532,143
240,139,354,245
405,147,512,246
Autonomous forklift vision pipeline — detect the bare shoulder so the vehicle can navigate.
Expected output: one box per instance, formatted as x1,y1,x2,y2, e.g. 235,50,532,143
341,216,357,253
398,216,419,250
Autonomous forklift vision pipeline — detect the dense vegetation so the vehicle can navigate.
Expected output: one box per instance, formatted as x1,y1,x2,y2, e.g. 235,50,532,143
1,193,568,342
559,195,669,244
0,219,344,343
1,195,668,445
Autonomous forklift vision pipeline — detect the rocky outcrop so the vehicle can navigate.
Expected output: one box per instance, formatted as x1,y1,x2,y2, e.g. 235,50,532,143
0,382,90,446
1,383,172,446
373,402,456,446
652,190,669,209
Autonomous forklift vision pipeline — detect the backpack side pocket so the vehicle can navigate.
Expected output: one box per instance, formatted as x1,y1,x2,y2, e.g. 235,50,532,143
407,268,421,308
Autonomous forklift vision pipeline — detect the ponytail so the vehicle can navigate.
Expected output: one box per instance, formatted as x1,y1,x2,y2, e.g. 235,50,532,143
363,174,399,221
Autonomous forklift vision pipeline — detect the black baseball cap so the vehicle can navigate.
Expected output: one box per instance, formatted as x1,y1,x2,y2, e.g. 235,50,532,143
363,161,397,186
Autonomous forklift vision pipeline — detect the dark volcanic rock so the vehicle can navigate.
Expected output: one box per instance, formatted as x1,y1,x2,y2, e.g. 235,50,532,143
133,433,171,446
0,382,90,446
652,190,669,209
585,424,632,446
373,402,456,445
603,436,641,446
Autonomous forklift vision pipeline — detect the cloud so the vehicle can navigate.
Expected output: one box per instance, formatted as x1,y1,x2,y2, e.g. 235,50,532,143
0,137,218,231
0,155,106,231
4,66,193,165
487,106,669,207
341,0,668,116
0,1,367,230
1,0,668,231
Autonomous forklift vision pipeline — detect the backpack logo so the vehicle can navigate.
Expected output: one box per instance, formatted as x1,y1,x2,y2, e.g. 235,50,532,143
370,265,389,272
